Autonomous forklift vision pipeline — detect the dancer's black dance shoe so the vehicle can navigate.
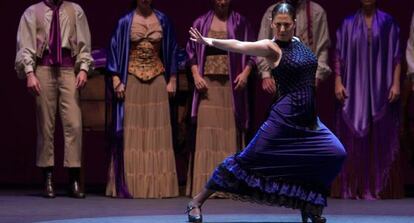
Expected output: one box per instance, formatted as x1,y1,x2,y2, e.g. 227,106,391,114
186,202,202,222
301,210,327,223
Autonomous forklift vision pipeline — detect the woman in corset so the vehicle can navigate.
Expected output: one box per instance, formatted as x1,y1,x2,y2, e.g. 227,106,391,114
105,0,179,198
185,0,256,198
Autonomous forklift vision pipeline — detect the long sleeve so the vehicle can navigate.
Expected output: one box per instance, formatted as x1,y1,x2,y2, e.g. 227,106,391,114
15,7,37,79
334,21,345,77
163,15,178,77
74,4,93,74
333,50,342,77
242,17,257,68
257,4,276,78
186,19,200,67
106,20,121,76
406,13,414,82
391,20,401,65
106,19,123,87
168,36,178,77
313,9,331,81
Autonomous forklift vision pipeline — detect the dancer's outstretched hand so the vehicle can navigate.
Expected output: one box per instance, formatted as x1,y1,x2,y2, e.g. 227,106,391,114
262,77,276,94
189,27,213,46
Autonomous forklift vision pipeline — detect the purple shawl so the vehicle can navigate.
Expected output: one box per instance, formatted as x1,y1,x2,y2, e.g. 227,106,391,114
335,9,401,137
186,10,256,130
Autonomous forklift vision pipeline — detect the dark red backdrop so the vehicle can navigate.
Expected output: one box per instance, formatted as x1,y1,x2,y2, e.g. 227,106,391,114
0,0,413,188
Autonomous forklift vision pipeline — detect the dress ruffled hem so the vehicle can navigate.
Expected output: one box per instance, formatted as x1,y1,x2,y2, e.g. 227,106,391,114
206,156,327,215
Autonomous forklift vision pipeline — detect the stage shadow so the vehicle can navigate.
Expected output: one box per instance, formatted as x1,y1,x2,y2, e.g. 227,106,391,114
26,192,76,198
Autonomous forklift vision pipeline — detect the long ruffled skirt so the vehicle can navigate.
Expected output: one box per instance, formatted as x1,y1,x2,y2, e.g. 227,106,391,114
206,89,347,215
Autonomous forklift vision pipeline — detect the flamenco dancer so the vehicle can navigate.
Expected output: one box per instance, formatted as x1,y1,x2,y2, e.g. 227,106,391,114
186,2,346,223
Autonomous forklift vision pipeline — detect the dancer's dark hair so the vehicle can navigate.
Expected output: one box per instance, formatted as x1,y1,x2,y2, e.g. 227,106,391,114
271,1,297,21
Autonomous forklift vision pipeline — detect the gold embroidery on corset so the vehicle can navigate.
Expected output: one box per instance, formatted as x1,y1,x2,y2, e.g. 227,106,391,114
204,30,229,76
128,18,165,81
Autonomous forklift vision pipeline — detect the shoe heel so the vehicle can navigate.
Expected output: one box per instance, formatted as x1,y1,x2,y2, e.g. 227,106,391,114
310,215,326,223
186,203,202,223
301,210,309,223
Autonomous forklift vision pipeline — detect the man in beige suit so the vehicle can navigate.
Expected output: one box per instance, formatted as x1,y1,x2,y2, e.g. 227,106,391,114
15,0,93,198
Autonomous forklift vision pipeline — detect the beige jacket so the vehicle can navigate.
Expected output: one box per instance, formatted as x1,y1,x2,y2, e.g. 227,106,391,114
15,1,93,79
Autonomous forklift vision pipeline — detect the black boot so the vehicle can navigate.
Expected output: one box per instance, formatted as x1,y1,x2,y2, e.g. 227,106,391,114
42,167,55,198
68,168,85,198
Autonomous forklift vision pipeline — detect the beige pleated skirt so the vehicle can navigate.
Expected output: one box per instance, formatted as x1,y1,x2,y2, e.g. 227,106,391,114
186,75,240,197
106,74,179,198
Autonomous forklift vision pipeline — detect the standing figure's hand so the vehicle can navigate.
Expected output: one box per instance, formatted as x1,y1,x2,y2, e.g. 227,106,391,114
262,77,276,95
234,72,248,91
27,72,41,96
193,74,208,93
114,83,125,100
167,76,177,98
388,82,400,103
335,78,348,104
76,70,88,89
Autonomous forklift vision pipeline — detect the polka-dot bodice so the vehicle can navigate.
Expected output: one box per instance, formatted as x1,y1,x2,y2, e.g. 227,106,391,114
272,39,317,96
271,39,318,127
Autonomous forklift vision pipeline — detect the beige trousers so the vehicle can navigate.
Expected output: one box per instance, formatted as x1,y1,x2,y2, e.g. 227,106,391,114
35,66,82,167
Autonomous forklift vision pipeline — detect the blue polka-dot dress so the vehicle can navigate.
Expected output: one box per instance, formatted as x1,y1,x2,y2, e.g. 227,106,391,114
206,39,347,215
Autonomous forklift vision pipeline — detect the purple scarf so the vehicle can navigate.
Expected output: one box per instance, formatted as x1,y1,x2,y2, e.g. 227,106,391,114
335,9,401,137
333,9,402,199
43,0,63,66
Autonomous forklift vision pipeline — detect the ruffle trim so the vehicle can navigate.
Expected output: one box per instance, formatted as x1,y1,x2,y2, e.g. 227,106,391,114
206,156,327,215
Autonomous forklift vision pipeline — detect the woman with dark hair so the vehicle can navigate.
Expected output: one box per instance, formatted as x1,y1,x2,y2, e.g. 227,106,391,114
105,0,179,198
258,0,331,93
185,0,256,197
186,2,346,223
332,0,403,199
